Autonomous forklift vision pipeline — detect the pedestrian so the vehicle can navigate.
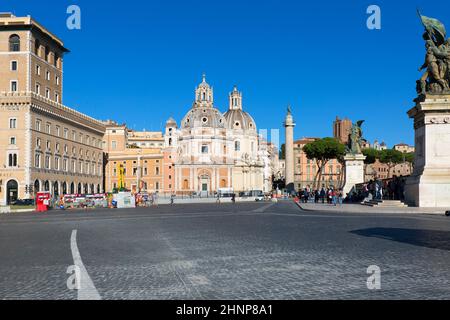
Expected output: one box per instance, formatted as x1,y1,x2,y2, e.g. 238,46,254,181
231,193,236,204
331,188,337,206
338,189,344,206
170,193,175,205
320,186,326,204
216,192,221,204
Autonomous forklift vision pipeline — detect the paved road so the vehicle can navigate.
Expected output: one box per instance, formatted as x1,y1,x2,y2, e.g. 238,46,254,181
1,201,450,300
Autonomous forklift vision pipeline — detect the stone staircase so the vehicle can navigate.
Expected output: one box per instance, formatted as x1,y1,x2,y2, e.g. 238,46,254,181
362,199,409,208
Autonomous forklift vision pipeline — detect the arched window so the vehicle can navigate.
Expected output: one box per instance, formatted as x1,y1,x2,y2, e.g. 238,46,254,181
183,179,189,190
235,141,241,152
9,35,20,52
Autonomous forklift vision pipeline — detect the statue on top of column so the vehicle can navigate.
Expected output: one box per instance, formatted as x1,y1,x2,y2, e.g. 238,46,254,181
347,120,365,155
417,10,450,99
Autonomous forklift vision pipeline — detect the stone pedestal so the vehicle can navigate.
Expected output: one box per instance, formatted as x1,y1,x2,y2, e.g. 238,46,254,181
405,94,450,208
343,153,366,197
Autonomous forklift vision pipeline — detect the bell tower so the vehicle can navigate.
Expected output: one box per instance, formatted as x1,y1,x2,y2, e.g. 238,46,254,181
195,73,214,108
228,86,242,110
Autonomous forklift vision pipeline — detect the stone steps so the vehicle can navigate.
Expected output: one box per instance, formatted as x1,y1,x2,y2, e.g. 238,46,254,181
362,200,409,208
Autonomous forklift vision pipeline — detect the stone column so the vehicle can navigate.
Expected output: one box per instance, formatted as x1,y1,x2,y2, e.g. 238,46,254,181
342,153,366,197
284,108,296,192
405,95,450,207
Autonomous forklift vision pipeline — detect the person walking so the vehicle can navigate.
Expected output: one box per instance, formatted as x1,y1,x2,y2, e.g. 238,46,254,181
338,189,344,206
331,188,337,206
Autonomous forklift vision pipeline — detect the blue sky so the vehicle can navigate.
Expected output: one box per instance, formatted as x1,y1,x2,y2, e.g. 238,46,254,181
2,0,449,147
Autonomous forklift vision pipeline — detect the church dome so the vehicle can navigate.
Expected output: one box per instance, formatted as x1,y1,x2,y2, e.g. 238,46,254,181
181,107,226,129
223,109,257,132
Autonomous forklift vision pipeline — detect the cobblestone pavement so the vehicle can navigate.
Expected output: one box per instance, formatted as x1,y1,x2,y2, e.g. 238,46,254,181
1,202,450,300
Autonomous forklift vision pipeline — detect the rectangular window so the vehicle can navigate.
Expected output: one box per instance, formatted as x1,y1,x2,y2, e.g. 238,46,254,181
11,81,18,92
36,138,41,147
45,155,50,169
46,123,51,134
36,120,41,131
55,92,59,103
45,88,50,99
111,141,117,150
55,157,60,171
46,71,50,81
35,83,40,95
35,154,41,168
36,65,41,75
11,61,17,71
10,137,16,145
64,128,69,139
201,145,209,154
56,126,61,137
8,153,18,167
9,118,17,129
56,76,60,86
63,159,68,172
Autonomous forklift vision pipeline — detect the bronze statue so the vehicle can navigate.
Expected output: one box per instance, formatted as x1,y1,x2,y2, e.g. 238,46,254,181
416,11,450,97
347,120,365,155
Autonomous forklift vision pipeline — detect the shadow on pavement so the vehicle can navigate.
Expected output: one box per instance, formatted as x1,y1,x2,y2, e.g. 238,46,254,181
350,228,450,251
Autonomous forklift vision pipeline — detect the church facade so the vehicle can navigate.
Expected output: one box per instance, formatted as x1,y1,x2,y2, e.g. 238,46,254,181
165,76,267,195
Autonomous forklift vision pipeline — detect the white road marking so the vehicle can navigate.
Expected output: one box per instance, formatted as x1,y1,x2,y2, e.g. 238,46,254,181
70,230,101,300
253,203,276,213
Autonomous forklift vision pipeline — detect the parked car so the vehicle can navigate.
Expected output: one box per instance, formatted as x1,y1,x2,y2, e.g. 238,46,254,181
11,199,34,206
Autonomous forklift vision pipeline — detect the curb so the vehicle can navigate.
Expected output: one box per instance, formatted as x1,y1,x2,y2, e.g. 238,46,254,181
295,202,447,216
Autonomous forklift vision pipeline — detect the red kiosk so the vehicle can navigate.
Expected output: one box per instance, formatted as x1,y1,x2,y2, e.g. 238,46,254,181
36,192,51,212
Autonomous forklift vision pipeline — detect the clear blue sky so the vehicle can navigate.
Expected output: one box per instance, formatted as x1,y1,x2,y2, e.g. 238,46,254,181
3,0,449,147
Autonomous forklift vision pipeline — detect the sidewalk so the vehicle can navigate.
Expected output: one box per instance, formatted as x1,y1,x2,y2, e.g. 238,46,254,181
296,202,449,216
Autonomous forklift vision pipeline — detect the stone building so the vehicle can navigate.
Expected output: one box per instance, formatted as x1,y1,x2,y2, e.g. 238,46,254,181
165,76,266,195
365,159,413,181
0,14,104,205
333,117,352,144
294,138,343,190
102,121,166,194
394,143,415,154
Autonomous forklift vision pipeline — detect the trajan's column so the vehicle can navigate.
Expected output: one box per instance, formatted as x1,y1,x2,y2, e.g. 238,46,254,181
284,106,296,192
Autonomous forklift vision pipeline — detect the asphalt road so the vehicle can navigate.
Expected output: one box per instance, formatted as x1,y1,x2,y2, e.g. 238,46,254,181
1,201,450,300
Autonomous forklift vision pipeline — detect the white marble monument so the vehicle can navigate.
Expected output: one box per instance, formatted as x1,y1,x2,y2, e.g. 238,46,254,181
343,153,367,197
404,95,450,207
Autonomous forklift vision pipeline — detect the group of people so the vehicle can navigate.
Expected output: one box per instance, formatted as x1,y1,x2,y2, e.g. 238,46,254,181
346,176,407,203
363,176,407,202
298,186,344,206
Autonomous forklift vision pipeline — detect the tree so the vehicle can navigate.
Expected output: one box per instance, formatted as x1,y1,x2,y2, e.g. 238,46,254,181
362,148,380,179
303,138,346,189
404,152,415,173
379,149,404,177
280,144,286,160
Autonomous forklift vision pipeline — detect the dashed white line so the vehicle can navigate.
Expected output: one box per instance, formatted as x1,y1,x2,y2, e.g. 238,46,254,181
70,230,101,300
